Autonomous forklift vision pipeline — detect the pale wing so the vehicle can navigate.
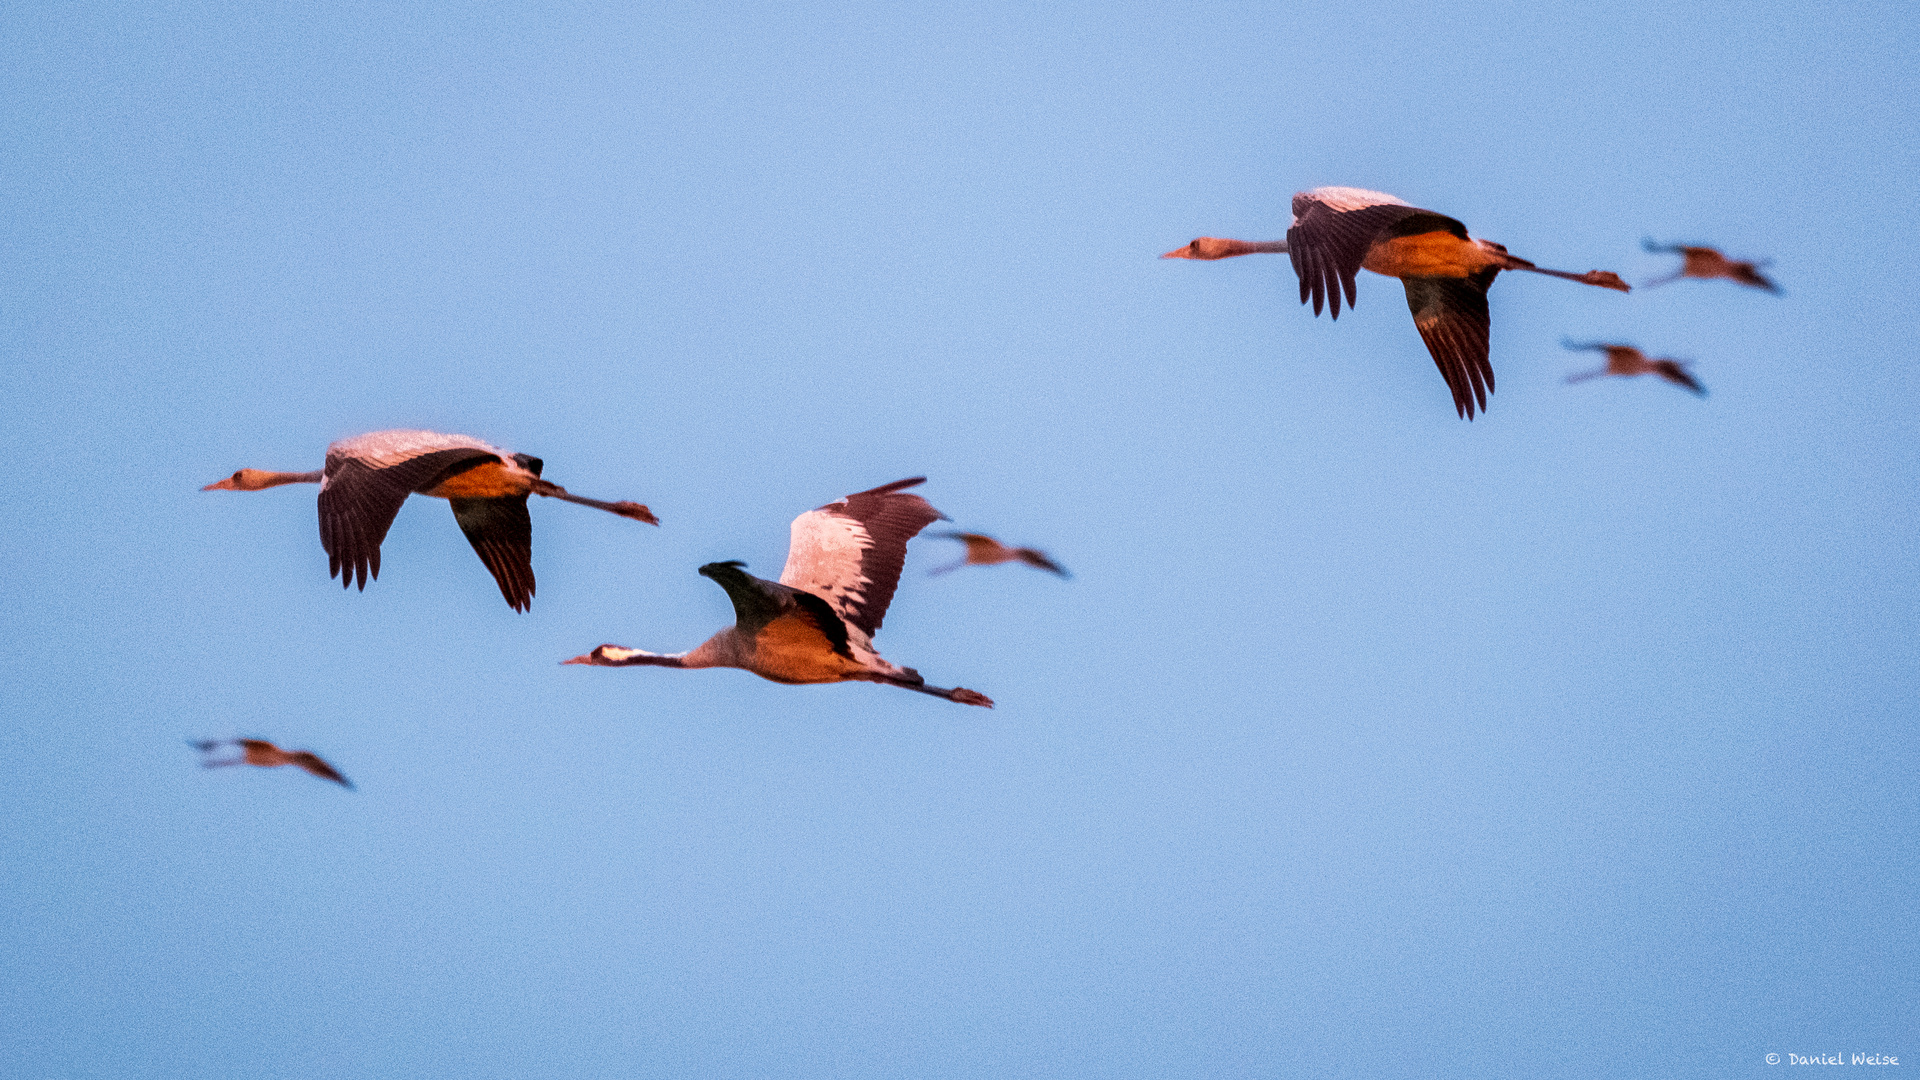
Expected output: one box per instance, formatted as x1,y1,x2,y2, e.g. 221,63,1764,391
779,477,945,639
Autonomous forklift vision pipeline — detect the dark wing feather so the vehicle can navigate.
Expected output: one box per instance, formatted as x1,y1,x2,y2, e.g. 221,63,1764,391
288,752,353,788
780,477,945,639
1402,275,1495,419
450,496,536,612
317,447,499,592
1015,549,1071,577
1731,264,1780,293
700,561,852,659
1651,360,1707,396
1286,197,1427,319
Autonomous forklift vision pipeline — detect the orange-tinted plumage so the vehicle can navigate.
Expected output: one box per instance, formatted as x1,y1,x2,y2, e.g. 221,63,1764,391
1643,240,1779,293
931,532,1070,578
1165,186,1630,419
1563,340,1707,396
192,738,354,789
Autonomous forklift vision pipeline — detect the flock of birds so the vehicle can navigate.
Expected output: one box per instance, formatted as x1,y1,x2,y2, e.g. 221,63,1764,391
194,184,1776,789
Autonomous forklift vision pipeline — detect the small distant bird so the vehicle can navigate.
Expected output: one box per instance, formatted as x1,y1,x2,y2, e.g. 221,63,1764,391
930,532,1069,578
190,738,354,789
565,478,992,707
1642,240,1779,293
204,429,659,611
1563,340,1707,396
1164,186,1631,419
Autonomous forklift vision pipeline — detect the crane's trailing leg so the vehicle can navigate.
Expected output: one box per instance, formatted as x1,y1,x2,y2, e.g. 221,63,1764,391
532,479,660,524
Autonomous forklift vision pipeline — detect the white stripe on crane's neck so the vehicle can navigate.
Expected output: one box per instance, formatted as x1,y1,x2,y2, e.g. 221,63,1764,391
1302,186,1411,213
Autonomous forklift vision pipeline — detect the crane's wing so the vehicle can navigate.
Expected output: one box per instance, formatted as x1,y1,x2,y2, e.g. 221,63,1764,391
450,496,536,612
317,446,500,591
779,477,945,639
287,752,354,788
1014,548,1071,578
1651,360,1707,396
1729,263,1781,293
701,561,852,659
1286,188,1433,319
1403,273,1496,420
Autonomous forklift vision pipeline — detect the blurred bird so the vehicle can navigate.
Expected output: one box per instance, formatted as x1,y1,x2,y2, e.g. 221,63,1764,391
203,429,658,612
1642,240,1779,293
1563,340,1707,396
190,738,354,789
1164,186,1631,419
930,532,1070,578
565,478,992,707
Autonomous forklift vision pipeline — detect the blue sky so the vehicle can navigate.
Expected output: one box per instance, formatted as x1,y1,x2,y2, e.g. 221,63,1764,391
3,1,1915,1076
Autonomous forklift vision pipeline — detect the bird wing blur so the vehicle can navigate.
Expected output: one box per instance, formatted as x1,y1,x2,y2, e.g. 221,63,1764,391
1013,548,1070,577
779,477,945,639
1650,360,1707,395
286,751,354,788
318,433,506,591
1403,273,1497,419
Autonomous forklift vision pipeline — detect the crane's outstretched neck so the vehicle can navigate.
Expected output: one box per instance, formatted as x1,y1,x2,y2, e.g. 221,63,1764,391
531,479,660,524
201,469,324,491
1162,237,1289,260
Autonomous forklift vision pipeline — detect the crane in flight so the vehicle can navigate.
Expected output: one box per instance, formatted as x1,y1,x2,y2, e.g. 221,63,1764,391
1563,341,1707,396
190,738,354,789
204,429,658,612
1642,240,1780,293
565,478,991,707
930,532,1070,578
1164,186,1630,419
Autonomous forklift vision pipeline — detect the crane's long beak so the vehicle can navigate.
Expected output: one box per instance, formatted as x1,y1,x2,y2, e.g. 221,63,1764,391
1160,244,1197,260
202,477,238,491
